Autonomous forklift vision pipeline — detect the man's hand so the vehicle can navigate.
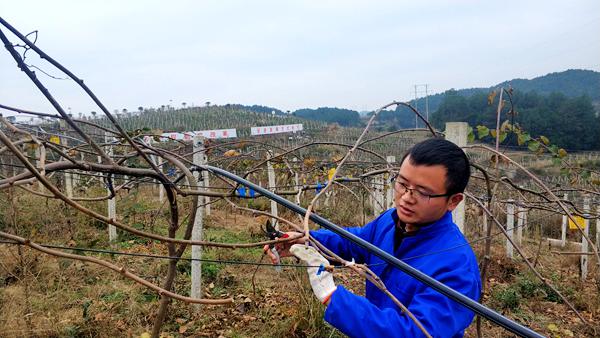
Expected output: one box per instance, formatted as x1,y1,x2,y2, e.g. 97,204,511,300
290,244,337,305
262,231,304,264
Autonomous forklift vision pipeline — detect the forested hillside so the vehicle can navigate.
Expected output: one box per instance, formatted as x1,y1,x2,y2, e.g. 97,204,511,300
92,105,326,137
417,69,600,115
292,107,362,127
430,90,600,150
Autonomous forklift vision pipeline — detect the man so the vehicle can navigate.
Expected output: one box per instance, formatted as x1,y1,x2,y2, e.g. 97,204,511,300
268,138,481,337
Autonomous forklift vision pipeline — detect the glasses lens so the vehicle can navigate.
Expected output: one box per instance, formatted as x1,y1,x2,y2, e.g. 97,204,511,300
396,181,429,202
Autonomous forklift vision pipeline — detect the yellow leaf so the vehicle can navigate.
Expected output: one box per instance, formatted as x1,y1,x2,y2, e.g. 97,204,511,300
223,149,240,157
547,323,559,332
540,135,550,145
487,91,497,105
49,135,60,144
140,332,151,338
558,148,567,158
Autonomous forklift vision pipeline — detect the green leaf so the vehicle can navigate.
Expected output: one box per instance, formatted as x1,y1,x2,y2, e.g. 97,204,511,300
517,132,531,146
552,157,562,166
498,132,508,143
476,125,489,139
527,140,540,152
467,129,475,143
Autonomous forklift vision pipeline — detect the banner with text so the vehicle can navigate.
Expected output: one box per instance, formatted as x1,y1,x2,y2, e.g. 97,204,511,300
160,128,237,141
250,124,303,136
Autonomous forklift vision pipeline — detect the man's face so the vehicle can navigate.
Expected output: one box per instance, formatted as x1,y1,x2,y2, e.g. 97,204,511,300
394,156,463,226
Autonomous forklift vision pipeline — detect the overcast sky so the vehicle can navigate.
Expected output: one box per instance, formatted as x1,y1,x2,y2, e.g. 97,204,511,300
1,0,599,117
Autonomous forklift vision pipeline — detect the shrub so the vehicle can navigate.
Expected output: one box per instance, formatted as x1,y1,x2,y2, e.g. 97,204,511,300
493,286,521,310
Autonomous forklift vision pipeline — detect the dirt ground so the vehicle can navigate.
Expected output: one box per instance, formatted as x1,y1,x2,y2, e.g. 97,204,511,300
1,198,599,337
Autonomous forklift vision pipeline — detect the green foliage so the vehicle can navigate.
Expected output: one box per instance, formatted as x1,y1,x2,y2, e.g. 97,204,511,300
293,107,362,127
136,290,159,303
100,290,126,303
92,105,326,137
201,263,221,281
434,88,600,150
492,285,521,310
424,69,600,118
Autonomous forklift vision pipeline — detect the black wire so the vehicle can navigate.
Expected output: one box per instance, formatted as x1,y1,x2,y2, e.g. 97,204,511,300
0,239,343,269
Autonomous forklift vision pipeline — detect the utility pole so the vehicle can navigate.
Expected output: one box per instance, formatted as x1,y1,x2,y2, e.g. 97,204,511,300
414,85,418,128
425,84,429,123
413,84,430,128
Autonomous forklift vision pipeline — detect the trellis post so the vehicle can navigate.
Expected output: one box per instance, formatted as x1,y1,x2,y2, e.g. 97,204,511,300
191,134,206,306
61,136,73,198
386,156,396,209
293,157,301,205
561,193,568,247
581,197,590,280
516,203,525,246
445,122,468,233
267,152,278,228
105,132,117,242
506,199,515,259
596,206,600,255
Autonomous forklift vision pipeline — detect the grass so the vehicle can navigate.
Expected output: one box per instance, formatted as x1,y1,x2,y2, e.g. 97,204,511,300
1,187,599,337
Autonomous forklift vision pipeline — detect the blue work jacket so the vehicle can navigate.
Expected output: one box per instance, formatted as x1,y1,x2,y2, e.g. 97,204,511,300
310,209,481,338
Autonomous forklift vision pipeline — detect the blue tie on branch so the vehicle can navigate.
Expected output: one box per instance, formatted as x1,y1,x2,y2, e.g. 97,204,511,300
236,186,246,197
316,181,323,193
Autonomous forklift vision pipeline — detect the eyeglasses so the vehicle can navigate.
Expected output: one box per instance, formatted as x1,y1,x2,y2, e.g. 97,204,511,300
392,175,452,202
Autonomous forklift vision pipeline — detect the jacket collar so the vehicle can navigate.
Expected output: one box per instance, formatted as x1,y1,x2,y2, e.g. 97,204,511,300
390,209,454,239
372,209,456,264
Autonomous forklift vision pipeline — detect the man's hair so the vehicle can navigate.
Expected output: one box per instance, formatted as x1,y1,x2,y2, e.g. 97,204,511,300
400,138,470,195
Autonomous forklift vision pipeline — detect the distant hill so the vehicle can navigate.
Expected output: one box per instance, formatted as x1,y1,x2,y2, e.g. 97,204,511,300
389,69,600,129
419,69,599,114
293,107,362,127
92,105,326,137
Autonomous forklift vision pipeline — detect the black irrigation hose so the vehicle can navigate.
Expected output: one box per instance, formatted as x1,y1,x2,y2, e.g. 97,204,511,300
199,165,544,338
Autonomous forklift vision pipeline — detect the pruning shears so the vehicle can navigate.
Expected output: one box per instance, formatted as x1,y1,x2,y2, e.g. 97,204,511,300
262,220,289,272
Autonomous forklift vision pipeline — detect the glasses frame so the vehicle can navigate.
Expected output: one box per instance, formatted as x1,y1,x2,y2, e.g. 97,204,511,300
390,173,453,202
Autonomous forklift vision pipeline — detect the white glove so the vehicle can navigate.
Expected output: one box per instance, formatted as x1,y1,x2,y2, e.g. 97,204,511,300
290,244,337,304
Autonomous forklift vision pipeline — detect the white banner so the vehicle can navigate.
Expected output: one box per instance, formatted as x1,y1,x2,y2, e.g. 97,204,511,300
251,123,303,136
160,128,237,141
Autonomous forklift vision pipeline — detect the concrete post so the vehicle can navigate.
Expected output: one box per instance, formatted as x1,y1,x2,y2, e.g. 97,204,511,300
61,136,73,198
445,122,468,233
516,204,525,246
386,156,396,209
34,145,44,190
267,153,278,228
581,197,590,281
372,174,384,216
506,200,515,259
293,157,301,205
203,167,211,216
561,193,568,247
105,132,117,242
191,135,206,305
596,206,600,253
